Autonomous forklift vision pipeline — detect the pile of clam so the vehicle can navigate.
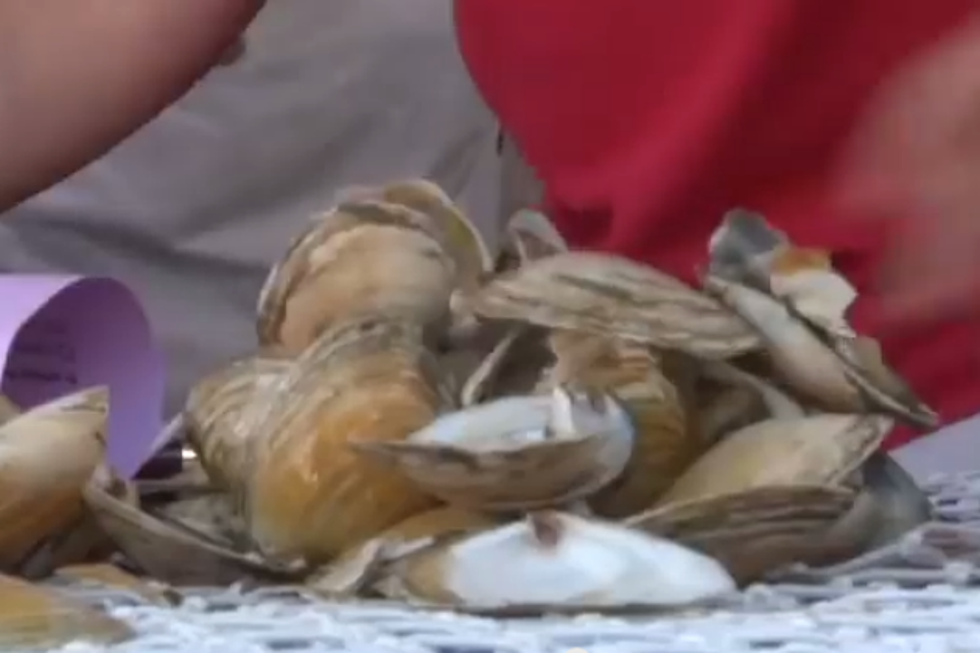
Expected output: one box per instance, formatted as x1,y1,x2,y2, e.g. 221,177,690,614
0,180,943,646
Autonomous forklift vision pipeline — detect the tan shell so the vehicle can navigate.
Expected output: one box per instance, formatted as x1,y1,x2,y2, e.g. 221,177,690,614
463,252,763,359
0,573,134,650
84,478,299,586
339,179,494,288
256,200,456,355
0,387,107,571
53,563,180,606
245,319,449,563
655,414,893,507
539,332,697,517
354,389,634,511
184,355,291,492
307,506,498,597
628,485,862,584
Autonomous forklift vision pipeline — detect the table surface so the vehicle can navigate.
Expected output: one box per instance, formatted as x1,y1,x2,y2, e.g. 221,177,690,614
37,471,980,653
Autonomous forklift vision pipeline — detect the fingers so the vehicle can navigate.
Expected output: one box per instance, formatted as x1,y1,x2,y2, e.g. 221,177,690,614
0,0,263,213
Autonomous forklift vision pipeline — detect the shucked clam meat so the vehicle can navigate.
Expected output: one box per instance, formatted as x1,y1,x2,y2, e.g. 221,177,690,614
354,386,635,511
374,512,736,612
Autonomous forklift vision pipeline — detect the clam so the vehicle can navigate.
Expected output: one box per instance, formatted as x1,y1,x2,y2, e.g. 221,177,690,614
153,491,248,549
538,331,696,517
460,325,552,406
462,252,763,359
0,387,107,571
0,573,133,650
308,506,498,597
655,414,893,507
706,212,937,428
336,179,494,288
245,319,451,564
84,476,300,586
856,451,933,549
628,485,866,583
354,386,634,511
184,355,291,492
375,512,736,612
256,199,457,355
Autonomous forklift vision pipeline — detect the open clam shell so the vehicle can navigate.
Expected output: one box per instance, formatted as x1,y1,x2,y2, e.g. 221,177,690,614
539,333,696,517
463,252,763,359
184,355,291,492
378,512,736,612
656,414,893,507
245,319,451,563
460,325,552,406
628,485,861,584
354,387,634,511
84,478,300,586
256,200,457,355
0,573,134,650
0,387,108,571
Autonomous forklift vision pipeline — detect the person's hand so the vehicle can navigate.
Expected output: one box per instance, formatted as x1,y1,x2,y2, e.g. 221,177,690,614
0,0,263,214
838,15,980,323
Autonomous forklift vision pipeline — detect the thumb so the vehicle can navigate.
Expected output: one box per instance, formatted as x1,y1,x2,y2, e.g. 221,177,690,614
0,0,262,213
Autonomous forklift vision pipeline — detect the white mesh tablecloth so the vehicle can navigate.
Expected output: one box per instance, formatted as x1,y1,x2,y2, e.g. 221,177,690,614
42,471,980,653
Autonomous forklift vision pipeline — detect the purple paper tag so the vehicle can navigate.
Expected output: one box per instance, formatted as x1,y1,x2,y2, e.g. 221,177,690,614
0,275,165,478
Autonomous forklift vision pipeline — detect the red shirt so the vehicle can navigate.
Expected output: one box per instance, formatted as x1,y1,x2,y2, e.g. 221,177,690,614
455,0,980,448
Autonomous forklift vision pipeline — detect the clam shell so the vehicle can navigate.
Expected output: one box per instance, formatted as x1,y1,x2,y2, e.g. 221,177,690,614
153,492,248,549
858,451,933,549
339,179,494,287
307,507,498,598
0,387,107,571
245,319,450,563
504,208,569,263
0,573,133,650
655,414,893,507
354,388,634,511
84,479,299,586
256,201,456,354
184,355,291,492
704,277,866,411
463,252,763,359
379,512,736,611
53,563,179,606
628,485,859,584
539,333,696,517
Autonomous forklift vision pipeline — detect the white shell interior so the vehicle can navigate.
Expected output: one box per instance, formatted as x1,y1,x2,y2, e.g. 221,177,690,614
410,390,632,453
437,514,736,607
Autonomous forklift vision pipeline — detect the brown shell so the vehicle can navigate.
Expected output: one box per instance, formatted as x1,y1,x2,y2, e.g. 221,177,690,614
655,414,893,507
256,200,456,355
348,179,494,288
184,355,291,491
463,252,763,359
627,485,861,584
245,319,449,563
84,479,298,586
0,388,107,572
539,332,697,517
0,573,134,650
